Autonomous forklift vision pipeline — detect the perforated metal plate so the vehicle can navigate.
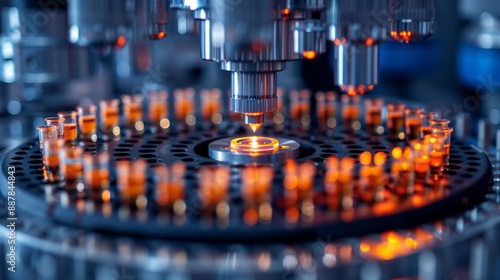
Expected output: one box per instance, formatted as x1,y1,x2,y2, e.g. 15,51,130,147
0,125,492,242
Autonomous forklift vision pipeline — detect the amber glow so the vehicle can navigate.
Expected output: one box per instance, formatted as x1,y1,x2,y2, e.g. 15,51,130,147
366,37,374,46
63,123,77,142
302,50,317,59
79,115,96,135
241,166,274,205
392,147,402,159
198,166,230,207
231,136,280,155
154,163,186,206
115,35,127,49
373,152,386,166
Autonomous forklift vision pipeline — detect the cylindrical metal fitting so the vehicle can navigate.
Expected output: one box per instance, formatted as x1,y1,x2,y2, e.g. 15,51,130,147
145,0,169,40
388,0,435,43
327,0,386,93
294,20,326,58
230,71,278,115
333,43,378,93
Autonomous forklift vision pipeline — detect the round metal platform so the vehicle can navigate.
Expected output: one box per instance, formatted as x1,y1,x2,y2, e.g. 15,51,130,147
0,125,493,242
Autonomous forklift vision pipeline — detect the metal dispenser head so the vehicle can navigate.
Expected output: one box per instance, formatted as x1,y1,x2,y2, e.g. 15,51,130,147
327,0,386,95
388,0,436,43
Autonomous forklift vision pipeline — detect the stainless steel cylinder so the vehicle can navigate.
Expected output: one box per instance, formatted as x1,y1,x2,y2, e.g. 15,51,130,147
388,0,435,43
225,62,283,119
327,0,386,94
294,19,326,59
145,0,170,39
334,44,378,94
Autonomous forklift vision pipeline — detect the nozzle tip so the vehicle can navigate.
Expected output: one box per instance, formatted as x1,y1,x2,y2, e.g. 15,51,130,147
244,114,264,133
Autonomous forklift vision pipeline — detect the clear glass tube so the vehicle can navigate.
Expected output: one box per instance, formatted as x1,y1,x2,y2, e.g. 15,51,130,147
411,140,430,181
387,103,405,140
431,126,454,165
426,134,445,180
201,89,222,124
77,105,97,142
153,163,186,208
122,94,144,130
198,166,230,212
60,144,83,188
116,159,147,203
341,94,361,131
43,136,63,183
45,117,64,139
365,98,383,134
405,107,423,140
58,111,78,142
99,99,120,137
83,152,110,197
148,90,169,129
419,111,439,138
37,125,58,152
174,88,195,125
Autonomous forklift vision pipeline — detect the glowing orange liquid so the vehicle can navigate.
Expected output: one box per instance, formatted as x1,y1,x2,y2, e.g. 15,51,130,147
45,154,60,168
176,100,193,121
420,126,431,138
200,184,227,205
120,176,146,199
85,169,109,190
406,118,420,140
79,115,96,135
149,102,167,123
202,100,219,119
290,104,300,120
63,123,78,141
430,151,443,169
124,103,142,125
156,182,185,205
65,163,83,181
414,157,430,174
102,107,119,129
366,108,382,125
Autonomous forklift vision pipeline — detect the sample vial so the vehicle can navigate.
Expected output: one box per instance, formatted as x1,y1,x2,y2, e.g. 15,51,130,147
77,105,97,142
58,111,78,142
387,103,405,140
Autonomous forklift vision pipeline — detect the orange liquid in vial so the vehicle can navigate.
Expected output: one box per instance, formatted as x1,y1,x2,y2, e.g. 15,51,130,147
176,100,193,121
414,157,430,174
200,184,226,205
406,121,421,140
149,102,167,123
45,154,60,169
202,100,219,119
102,107,119,129
79,115,96,135
156,182,185,205
420,126,431,138
63,123,78,141
85,169,109,190
65,163,83,181
430,151,443,168
125,103,142,125
388,113,404,138
121,176,146,199
366,108,382,125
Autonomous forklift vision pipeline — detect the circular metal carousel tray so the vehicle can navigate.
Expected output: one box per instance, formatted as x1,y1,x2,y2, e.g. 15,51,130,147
0,125,492,242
